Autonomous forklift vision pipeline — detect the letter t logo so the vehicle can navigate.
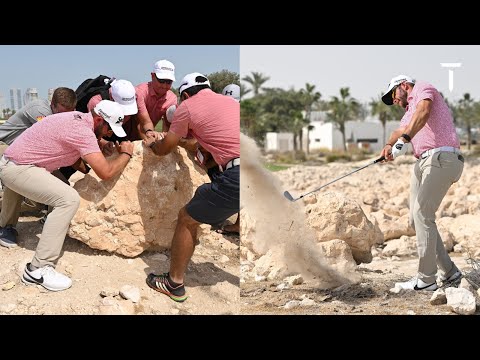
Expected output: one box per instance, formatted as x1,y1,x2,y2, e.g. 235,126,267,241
440,63,462,92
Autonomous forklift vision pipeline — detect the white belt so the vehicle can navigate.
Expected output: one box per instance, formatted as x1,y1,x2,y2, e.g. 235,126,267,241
219,158,240,172
0,155,11,165
420,146,461,159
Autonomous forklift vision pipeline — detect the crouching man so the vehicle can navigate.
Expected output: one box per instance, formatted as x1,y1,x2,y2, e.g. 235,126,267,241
0,100,134,292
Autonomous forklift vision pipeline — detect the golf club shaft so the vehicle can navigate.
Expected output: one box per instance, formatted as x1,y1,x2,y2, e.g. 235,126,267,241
290,156,385,201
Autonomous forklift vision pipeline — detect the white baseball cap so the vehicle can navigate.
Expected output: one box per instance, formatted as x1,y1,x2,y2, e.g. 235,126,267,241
111,79,138,116
222,84,240,102
178,72,211,95
153,59,175,81
382,75,416,105
94,100,126,137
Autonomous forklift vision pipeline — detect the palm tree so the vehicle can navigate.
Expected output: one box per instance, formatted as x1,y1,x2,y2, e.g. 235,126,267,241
3,108,12,119
242,71,270,96
456,93,476,150
240,83,251,99
370,94,403,145
300,83,321,154
326,87,361,152
240,98,258,137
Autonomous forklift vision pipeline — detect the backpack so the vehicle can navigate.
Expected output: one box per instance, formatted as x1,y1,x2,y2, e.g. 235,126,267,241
75,75,114,113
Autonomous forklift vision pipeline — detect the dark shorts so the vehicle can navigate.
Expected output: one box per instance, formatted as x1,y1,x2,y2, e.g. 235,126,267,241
186,165,239,225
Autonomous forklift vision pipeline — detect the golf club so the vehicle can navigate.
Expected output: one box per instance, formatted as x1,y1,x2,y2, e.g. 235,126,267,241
284,156,385,202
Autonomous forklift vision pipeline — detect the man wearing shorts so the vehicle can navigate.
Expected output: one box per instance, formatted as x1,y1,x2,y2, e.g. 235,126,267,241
143,72,239,302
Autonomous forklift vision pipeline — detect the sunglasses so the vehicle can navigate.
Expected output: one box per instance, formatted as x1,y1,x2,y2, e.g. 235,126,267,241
391,85,398,100
155,76,173,85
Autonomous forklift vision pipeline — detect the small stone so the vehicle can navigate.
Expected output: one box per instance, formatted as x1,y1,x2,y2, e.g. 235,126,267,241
1,281,15,291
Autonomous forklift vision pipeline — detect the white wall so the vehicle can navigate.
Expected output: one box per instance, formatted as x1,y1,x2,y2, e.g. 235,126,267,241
306,122,334,150
304,120,401,152
265,132,294,152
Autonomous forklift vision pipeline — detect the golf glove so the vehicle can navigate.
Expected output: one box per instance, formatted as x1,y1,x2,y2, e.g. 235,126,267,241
391,139,407,158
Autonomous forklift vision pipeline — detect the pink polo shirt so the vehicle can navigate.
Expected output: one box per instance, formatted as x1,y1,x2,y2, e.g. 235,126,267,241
135,82,178,126
4,111,100,172
86,89,113,112
400,81,459,158
169,88,240,168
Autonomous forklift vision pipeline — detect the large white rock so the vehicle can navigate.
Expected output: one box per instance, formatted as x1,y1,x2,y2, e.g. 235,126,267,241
304,192,381,263
445,287,477,315
69,141,210,257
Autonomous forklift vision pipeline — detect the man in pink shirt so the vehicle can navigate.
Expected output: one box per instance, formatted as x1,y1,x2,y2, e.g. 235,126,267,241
0,100,134,292
131,59,178,142
57,79,138,187
143,72,239,302
380,75,464,291
85,78,138,149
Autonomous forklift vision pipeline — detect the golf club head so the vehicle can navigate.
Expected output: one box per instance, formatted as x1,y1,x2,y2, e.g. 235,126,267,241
283,191,296,202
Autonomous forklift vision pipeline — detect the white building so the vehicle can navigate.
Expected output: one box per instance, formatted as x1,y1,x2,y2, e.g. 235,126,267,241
265,132,294,152
10,88,22,111
0,93,5,115
303,115,401,153
48,88,55,103
24,88,39,105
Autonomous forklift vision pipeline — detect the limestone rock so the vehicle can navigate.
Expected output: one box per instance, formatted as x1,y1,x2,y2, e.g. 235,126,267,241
305,192,381,263
69,142,209,257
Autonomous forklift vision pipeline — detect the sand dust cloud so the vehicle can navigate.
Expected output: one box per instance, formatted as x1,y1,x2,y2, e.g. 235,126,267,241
241,134,357,287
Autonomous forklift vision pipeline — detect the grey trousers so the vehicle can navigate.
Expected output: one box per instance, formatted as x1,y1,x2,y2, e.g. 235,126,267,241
409,151,464,283
0,157,80,268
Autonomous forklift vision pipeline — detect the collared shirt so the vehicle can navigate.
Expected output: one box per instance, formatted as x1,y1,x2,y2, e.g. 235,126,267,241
86,88,113,112
4,111,100,172
169,89,240,168
135,82,178,127
400,81,459,158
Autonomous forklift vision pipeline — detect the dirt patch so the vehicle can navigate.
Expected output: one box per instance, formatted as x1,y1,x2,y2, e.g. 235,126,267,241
0,214,240,315
240,255,479,315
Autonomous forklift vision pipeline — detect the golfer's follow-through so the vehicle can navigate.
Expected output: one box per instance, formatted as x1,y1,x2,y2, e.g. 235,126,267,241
283,156,385,202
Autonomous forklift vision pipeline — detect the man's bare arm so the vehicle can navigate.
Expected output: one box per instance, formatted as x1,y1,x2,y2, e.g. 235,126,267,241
144,131,181,156
83,141,134,180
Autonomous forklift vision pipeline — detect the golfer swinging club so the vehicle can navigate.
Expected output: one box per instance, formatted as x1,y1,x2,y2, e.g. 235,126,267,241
380,74,463,291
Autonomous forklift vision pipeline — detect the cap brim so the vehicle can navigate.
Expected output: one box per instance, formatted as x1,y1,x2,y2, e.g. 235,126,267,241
155,71,175,81
382,91,394,105
110,123,127,138
121,102,138,116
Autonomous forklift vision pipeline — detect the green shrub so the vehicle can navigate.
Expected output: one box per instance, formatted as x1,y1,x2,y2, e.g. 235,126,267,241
326,152,352,163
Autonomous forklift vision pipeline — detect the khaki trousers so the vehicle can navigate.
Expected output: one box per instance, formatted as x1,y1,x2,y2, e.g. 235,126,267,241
409,151,464,283
0,157,80,268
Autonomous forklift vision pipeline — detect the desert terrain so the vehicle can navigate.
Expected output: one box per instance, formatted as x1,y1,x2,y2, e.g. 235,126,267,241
240,135,480,315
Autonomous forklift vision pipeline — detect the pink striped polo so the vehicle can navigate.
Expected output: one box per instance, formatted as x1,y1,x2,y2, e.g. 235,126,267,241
135,82,178,126
400,81,459,158
4,111,100,172
86,89,113,112
169,88,240,168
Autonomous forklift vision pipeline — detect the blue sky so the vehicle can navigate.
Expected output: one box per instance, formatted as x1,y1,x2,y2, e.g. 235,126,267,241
0,45,239,105
241,45,480,104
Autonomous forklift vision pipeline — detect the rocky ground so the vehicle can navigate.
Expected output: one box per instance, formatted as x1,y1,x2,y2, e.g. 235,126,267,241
240,254,479,315
0,213,240,315
0,146,240,315
240,135,480,315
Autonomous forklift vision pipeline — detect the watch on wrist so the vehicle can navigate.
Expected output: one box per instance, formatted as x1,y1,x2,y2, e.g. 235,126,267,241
401,133,411,142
